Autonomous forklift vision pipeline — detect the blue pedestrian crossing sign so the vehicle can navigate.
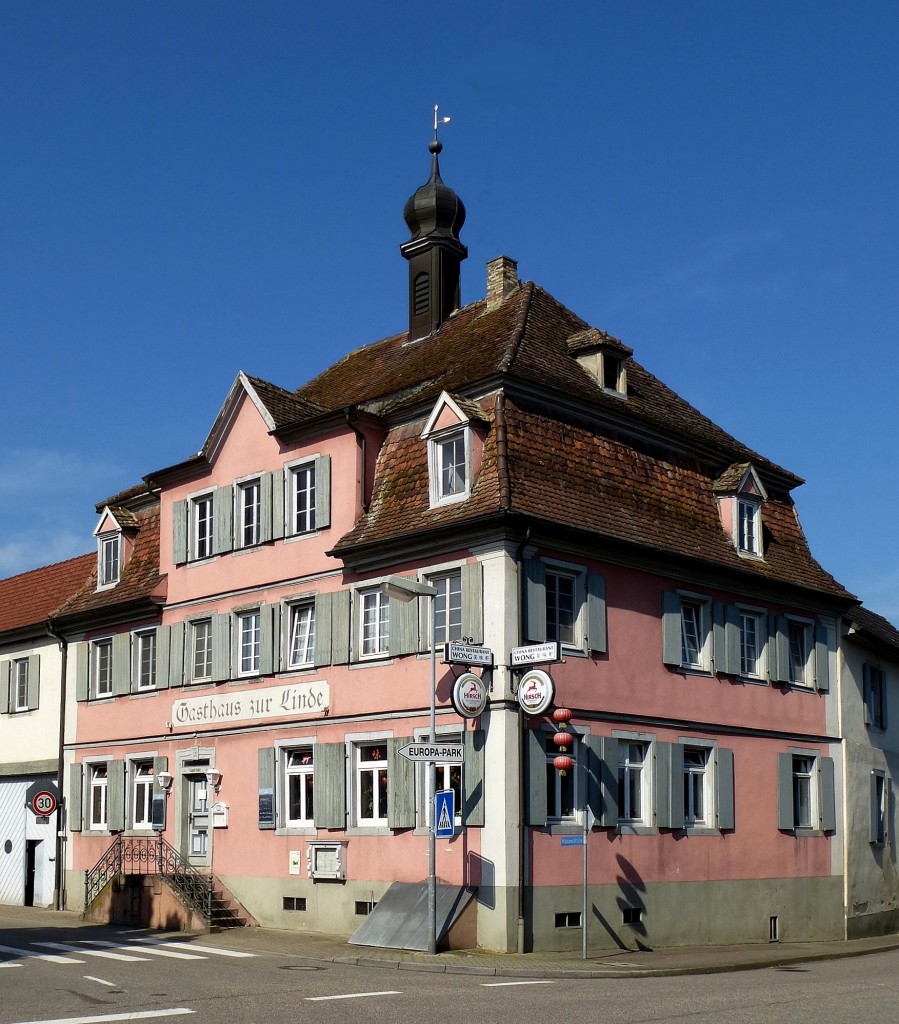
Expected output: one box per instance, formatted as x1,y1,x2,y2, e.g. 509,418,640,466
435,789,455,838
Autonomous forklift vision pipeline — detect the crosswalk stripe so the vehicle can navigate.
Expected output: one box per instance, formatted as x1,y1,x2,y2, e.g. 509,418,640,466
0,943,84,964
10,1009,195,1024
305,992,401,1002
34,942,150,962
130,939,255,958
86,941,206,961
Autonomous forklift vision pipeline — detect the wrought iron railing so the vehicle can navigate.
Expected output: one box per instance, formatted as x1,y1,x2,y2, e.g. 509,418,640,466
84,835,212,924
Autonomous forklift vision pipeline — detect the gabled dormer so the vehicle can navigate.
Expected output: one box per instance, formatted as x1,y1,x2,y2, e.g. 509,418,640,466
713,463,768,559
567,327,633,398
421,391,487,508
93,506,138,590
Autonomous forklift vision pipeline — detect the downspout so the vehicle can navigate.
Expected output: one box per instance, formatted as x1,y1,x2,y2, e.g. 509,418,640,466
344,407,369,513
497,392,530,954
46,616,67,911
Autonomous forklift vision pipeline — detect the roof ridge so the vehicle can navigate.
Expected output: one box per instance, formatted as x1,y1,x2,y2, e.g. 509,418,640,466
499,281,535,372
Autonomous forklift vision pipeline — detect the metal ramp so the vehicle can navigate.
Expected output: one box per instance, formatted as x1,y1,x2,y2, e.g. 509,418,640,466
349,881,475,951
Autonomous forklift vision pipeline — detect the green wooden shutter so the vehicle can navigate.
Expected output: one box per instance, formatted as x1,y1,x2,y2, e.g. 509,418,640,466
213,485,233,555
259,472,273,543
316,455,331,530
212,614,231,682
777,752,793,830
773,616,790,683
814,622,831,692
156,626,171,690
258,748,276,829
313,742,346,829
820,756,836,831
586,573,607,653
387,737,415,829
0,661,9,713
313,592,333,667
724,605,742,676
75,643,89,702
272,470,285,540
661,592,682,666
656,742,684,829
525,728,547,826
108,760,126,832
331,590,350,665
462,728,485,827
169,621,185,687
712,603,725,675
388,594,417,657
716,747,735,830
173,499,188,564
259,603,279,676
597,735,619,827
151,756,168,830
26,654,40,710
112,633,131,696
524,559,546,642
69,764,83,832
461,562,483,643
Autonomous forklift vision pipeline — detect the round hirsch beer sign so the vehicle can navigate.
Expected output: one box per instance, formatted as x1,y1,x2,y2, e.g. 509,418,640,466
517,669,555,716
451,672,488,718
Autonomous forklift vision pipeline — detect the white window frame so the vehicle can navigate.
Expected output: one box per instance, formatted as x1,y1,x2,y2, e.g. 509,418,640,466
739,608,766,680
191,493,214,560
88,762,109,831
736,497,762,557
237,477,262,548
355,741,389,827
872,771,887,846
545,566,581,649
428,570,462,647
682,745,711,828
92,638,113,697
427,426,470,507
791,753,817,829
287,600,316,669
237,609,261,677
545,739,578,823
787,617,814,688
617,738,650,827
191,618,213,683
679,596,711,671
131,760,154,830
288,460,317,536
283,747,315,828
359,588,389,659
134,630,157,691
866,663,887,729
414,726,463,827
98,532,121,589
13,659,29,712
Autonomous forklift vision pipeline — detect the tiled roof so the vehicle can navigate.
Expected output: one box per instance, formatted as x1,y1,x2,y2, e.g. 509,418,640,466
847,605,899,653
54,506,165,618
244,375,324,431
0,553,95,635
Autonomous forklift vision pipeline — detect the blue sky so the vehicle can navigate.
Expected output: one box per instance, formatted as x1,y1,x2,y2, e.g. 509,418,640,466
1,2,897,623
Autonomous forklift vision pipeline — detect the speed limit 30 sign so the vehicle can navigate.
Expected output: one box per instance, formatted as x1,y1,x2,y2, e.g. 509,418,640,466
31,791,58,816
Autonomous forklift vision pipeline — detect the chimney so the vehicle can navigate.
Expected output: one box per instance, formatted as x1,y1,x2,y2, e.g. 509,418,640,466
486,256,519,309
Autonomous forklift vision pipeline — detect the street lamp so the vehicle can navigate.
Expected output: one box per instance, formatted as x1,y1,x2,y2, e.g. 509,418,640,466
380,574,439,954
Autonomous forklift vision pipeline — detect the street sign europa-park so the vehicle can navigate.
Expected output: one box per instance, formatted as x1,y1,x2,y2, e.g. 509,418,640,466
397,742,464,764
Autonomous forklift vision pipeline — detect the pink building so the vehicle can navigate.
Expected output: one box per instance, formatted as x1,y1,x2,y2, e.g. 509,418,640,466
58,140,855,952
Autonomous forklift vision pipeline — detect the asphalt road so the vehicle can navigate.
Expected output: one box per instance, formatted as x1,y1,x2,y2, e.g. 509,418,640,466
4,923,899,1024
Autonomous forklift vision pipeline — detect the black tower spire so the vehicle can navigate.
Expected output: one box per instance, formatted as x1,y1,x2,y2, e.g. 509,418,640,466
400,113,467,341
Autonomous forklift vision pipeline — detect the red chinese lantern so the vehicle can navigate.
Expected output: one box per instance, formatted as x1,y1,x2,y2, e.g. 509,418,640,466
552,730,572,747
552,707,572,724
553,754,574,774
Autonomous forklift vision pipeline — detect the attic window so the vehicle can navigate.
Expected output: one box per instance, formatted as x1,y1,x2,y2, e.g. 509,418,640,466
737,498,761,556
97,533,121,589
714,464,767,561
603,354,625,394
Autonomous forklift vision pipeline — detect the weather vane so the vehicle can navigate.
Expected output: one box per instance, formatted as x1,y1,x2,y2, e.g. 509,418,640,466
433,104,451,142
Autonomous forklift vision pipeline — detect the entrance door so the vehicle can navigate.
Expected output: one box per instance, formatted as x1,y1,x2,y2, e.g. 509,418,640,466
24,840,38,906
183,774,211,869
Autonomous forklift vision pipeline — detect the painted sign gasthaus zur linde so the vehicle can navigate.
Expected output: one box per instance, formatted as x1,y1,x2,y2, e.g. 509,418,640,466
451,672,488,718
517,669,555,715
172,680,329,728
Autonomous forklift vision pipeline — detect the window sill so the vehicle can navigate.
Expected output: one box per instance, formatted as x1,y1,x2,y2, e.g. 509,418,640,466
284,530,320,544
276,826,317,837
616,824,656,836
681,826,719,837
735,674,769,687
345,826,392,837
349,657,395,670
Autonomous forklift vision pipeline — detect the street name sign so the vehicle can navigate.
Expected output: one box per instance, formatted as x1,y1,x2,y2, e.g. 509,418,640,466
397,742,464,764
443,642,493,667
510,641,561,666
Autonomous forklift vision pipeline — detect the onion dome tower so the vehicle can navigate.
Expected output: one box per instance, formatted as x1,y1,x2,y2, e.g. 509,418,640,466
400,129,467,341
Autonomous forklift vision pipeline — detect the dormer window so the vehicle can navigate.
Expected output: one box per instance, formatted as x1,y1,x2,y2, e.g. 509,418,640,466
422,391,486,509
713,463,767,561
98,533,121,588
602,354,626,394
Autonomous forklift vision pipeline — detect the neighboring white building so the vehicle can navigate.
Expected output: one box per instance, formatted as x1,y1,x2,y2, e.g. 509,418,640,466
840,605,899,937
0,554,93,907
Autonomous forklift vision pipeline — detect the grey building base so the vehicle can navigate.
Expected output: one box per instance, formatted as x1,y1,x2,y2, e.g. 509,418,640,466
349,881,475,951
847,907,899,940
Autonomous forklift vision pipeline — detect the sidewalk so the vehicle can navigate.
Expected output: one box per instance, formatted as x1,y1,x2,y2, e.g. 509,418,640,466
3,904,899,979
